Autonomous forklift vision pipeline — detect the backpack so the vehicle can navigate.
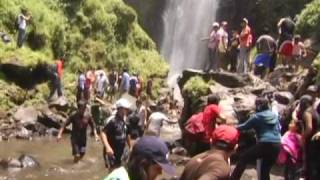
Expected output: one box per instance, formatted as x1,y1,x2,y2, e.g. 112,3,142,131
129,77,137,95
184,112,206,141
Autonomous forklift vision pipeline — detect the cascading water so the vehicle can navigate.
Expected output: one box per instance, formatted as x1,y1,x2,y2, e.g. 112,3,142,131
161,0,219,99
161,0,219,82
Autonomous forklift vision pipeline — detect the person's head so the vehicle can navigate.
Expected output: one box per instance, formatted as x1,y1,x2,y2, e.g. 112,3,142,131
262,27,270,35
241,18,248,28
127,136,175,180
293,35,301,44
21,8,28,15
212,22,219,31
221,21,228,30
116,98,131,118
77,100,87,115
123,68,128,73
255,97,270,112
211,125,240,154
306,85,319,99
299,95,313,112
207,93,221,105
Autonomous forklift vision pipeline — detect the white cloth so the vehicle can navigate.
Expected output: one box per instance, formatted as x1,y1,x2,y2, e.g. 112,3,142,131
96,75,107,92
147,112,169,137
18,15,27,30
217,28,228,53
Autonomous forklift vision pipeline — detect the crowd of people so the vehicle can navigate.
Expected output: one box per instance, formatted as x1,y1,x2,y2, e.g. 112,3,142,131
206,17,307,79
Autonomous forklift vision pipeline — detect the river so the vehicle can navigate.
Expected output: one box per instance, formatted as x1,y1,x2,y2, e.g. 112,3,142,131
0,137,106,180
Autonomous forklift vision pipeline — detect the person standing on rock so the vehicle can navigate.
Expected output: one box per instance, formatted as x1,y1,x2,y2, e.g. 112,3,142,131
230,97,281,180
48,63,63,100
206,22,220,72
107,68,118,102
237,18,252,74
57,100,99,163
100,98,132,170
180,125,239,180
217,21,229,71
228,30,240,72
16,8,31,48
256,27,277,72
277,17,295,50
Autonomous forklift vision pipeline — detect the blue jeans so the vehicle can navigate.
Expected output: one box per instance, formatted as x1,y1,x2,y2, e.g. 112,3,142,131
17,28,26,48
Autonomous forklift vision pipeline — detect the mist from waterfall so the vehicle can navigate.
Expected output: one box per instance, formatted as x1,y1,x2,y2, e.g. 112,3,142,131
161,0,219,85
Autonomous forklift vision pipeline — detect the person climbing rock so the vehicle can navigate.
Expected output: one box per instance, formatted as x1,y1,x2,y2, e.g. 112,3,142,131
230,97,281,180
180,125,239,180
16,8,31,48
57,100,99,163
228,30,239,72
48,63,63,100
100,98,132,170
237,18,252,73
291,35,307,71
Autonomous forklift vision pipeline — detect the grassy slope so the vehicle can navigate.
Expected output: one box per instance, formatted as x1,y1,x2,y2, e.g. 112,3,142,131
0,0,168,110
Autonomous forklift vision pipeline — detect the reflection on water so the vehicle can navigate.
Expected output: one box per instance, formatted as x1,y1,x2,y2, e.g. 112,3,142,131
0,137,107,180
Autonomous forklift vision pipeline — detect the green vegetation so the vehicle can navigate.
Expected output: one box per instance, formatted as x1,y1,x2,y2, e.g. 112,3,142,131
0,0,168,109
296,0,320,41
183,76,212,98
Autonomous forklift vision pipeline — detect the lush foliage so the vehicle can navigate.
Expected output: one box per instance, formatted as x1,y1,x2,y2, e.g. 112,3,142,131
183,76,212,98
0,0,168,109
296,0,320,41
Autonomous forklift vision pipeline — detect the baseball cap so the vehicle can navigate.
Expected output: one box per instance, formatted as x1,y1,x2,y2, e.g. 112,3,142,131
115,98,131,109
131,136,176,176
211,125,240,148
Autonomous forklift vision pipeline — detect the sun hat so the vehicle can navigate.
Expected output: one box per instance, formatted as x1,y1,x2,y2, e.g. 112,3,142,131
212,22,219,27
131,136,176,176
116,98,131,109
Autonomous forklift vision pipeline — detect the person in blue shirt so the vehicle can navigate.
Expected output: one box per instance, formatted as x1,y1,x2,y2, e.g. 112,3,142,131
231,97,281,180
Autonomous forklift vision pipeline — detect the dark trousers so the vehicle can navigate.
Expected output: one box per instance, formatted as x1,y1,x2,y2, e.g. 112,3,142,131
103,143,125,169
231,142,280,180
17,28,26,48
49,77,63,98
305,140,320,180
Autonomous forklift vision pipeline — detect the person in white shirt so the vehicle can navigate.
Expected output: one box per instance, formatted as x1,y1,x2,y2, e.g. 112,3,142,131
17,8,31,48
146,106,169,137
95,73,108,99
217,21,229,71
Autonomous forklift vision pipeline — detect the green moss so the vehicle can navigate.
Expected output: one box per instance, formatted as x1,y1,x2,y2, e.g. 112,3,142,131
183,76,211,98
296,0,320,40
0,0,168,107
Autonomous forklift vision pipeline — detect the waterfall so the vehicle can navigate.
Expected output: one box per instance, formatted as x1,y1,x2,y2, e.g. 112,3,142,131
161,0,219,86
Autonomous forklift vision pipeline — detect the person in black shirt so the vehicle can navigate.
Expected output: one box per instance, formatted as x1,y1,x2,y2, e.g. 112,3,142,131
57,101,99,163
100,98,132,170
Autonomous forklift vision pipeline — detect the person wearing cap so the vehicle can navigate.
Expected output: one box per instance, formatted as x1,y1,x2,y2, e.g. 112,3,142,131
180,125,239,180
237,18,252,73
100,98,132,170
104,136,175,180
230,97,281,180
217,21,229,71
206,22,220,72
57,101,99,163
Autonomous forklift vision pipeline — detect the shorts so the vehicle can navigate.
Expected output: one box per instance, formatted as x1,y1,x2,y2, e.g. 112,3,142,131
71,136,87,156
103,143,125,168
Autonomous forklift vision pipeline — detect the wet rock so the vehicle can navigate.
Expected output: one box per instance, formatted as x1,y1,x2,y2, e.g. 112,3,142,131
38,106,67,129
7,158,22,168
18,154,40,168
178,69,252,89
274,91,294,105
48,96,69,112
13,106,38,126
15,127,32,140
46,128,59,137
172,147,188,156
160,118,182,143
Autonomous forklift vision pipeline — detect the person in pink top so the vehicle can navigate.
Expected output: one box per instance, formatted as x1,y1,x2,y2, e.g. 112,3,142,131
206,22,220,72
237,18,252,73
292,35,307,71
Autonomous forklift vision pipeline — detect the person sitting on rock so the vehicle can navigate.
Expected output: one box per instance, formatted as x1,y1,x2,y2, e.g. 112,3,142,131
180,125,239,180
57,100,99,163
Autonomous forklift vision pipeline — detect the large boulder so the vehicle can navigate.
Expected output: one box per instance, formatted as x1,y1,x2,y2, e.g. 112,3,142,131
274,91,294,105
178,69,253,89
38,106,67,129
18,155,40,168
13,107,38,126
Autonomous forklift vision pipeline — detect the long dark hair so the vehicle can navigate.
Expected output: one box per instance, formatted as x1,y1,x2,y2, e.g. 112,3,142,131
127,154,154,180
